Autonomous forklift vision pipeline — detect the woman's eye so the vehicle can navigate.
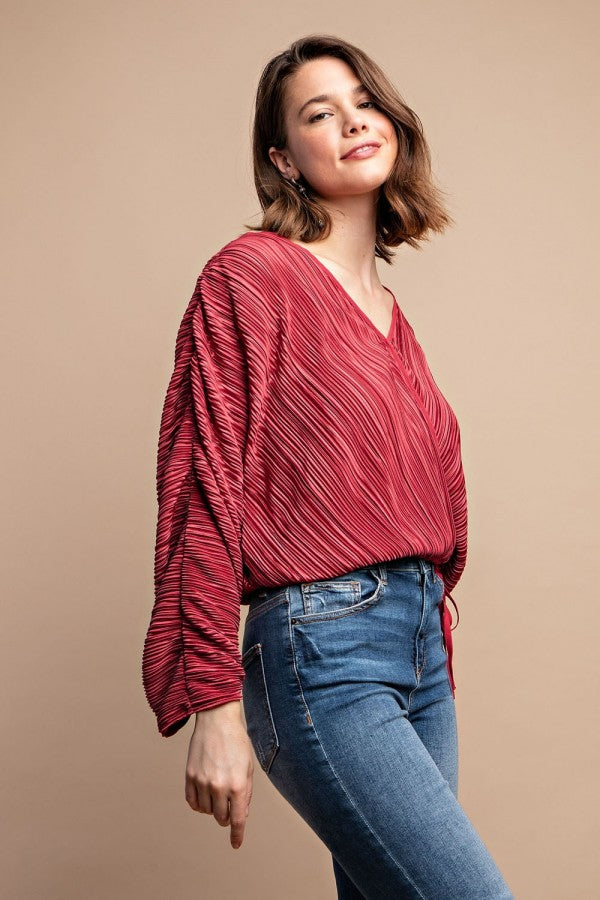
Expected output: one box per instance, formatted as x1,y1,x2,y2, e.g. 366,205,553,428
309,100,377,124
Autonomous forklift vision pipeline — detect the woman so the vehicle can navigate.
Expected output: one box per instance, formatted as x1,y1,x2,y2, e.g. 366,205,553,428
142,34,514,899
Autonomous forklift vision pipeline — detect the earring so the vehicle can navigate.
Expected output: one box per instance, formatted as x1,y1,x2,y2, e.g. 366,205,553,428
289,174,309,198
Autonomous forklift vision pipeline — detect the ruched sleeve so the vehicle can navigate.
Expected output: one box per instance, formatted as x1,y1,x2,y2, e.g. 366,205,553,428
142,256,258,737
142,228,469,728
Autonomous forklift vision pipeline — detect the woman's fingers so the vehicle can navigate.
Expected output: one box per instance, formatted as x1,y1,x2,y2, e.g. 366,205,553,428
228,779,252,848
184,713,255,849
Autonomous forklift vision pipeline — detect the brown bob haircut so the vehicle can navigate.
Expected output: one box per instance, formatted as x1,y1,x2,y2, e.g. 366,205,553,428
245,34,454,264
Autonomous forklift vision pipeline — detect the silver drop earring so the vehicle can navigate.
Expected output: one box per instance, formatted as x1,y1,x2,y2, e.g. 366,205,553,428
289,174,309,198
286,170,323,227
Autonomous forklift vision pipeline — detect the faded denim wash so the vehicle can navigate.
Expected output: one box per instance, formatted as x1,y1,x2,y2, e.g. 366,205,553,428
241,555,514,899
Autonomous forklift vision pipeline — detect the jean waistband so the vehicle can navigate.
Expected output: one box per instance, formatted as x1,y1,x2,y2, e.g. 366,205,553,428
246,556,441,605
334,555,439,585
382,555,437,576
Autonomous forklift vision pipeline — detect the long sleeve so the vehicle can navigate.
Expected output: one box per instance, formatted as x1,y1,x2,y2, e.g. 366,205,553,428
142,258,256,737
142,228,469,729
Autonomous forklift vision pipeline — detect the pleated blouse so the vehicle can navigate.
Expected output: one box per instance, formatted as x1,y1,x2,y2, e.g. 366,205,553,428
142,230,467,738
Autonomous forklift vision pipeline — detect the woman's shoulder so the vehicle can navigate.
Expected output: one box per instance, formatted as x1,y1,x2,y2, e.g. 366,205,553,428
206,229,286,271
194,231,290,333
199,230,296,309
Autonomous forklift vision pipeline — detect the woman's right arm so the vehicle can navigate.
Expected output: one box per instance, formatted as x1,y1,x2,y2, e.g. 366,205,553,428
186,701,254,849
142,250,272,847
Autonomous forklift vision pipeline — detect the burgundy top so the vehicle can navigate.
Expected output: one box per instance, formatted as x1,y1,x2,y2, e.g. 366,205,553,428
142,230,467,737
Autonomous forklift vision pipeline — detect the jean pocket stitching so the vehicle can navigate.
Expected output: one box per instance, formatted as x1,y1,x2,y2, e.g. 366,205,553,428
294,569,384,624
241,642,279,774
300,579,361,616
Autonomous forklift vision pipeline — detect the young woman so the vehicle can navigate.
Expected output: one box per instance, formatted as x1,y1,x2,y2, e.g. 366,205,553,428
142,34,514,899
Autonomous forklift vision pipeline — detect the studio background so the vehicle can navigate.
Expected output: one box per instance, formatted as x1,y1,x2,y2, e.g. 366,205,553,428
2,2,598,897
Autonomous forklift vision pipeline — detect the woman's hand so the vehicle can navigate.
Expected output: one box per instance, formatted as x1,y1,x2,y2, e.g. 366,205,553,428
185,700,254,849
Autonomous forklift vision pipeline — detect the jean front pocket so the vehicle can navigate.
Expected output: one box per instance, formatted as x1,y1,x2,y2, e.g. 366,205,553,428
245,587,288,625
241,642,279,774
293,565,385,624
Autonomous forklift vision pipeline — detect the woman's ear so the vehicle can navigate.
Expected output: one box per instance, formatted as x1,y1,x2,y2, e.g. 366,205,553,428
268,146,298,180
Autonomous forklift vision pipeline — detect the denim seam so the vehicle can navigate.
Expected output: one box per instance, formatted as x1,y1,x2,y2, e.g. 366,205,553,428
287,595,428,900
241,642,279,773
408,570,433,708
245,589,289,624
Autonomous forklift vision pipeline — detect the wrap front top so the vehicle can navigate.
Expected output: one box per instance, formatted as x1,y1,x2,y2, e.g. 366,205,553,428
142,230,467,737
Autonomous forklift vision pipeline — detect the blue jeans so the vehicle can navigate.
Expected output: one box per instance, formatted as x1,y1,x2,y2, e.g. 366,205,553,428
241,556,514,899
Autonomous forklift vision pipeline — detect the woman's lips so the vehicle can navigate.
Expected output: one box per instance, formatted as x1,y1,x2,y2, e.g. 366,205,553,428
342,143,381,160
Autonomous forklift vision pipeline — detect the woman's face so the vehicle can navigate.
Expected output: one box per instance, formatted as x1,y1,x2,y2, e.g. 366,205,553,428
271,55,398,202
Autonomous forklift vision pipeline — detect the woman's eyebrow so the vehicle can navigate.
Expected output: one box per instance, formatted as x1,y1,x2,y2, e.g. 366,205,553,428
297,83,369,118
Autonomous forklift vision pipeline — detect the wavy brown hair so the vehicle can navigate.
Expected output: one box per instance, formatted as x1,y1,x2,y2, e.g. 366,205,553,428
244,34,454,264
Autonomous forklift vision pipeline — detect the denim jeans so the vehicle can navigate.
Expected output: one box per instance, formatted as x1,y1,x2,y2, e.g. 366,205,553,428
241,555,514,899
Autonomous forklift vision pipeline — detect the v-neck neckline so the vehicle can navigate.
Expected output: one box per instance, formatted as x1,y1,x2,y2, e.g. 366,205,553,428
264,231,398,344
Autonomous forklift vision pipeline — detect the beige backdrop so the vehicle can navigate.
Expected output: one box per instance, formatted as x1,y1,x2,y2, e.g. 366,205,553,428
2,2,598,898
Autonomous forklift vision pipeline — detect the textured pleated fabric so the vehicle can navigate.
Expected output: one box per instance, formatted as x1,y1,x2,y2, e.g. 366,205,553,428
142,230,467,738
